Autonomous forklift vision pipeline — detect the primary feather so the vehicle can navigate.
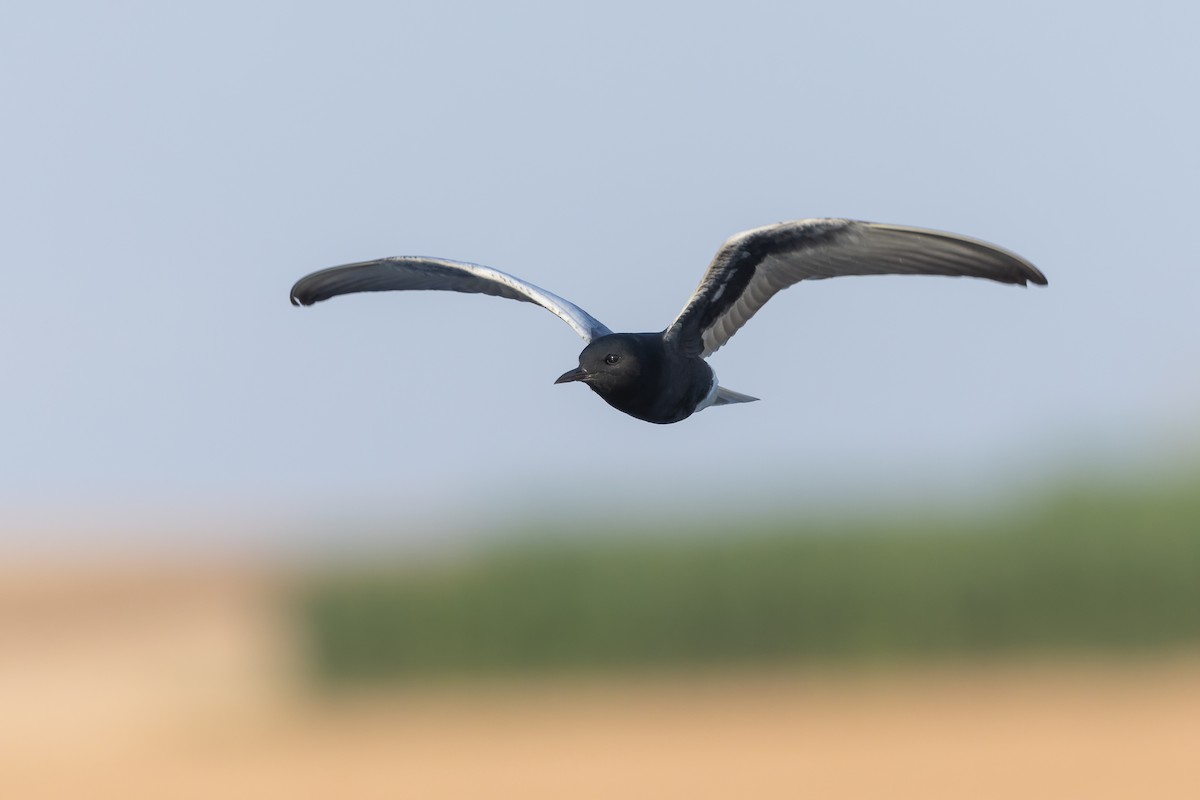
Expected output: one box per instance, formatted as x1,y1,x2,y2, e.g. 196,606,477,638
666,219,1046,357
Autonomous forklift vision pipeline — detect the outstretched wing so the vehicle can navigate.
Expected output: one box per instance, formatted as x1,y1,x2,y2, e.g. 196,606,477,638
665,219,1046,357
291,257,613,343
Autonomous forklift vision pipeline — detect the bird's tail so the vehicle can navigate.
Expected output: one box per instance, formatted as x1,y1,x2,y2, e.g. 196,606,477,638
712,386,759,406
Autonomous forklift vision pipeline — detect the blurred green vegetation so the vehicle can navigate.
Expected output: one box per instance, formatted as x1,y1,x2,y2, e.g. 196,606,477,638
297,473,1200,684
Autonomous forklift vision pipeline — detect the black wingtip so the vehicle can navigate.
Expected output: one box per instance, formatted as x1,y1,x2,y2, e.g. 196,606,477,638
1022,266,1049,287
289,281,315,306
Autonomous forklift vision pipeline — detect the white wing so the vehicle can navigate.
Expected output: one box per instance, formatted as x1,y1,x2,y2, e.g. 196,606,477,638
665,219,1046,357
291,257,613,343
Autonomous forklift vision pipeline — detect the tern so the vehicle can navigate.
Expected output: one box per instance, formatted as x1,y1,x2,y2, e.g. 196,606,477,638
291,218,1045,424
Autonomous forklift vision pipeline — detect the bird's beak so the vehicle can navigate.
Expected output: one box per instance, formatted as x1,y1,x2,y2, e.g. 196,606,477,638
555,366,589,385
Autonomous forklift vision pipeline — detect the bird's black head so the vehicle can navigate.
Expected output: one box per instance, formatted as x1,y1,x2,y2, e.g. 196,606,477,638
554,331,713,424
554,333,649,401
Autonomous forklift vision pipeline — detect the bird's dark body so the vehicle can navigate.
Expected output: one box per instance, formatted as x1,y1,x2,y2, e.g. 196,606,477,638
290,218,1046,424
566,333,715,424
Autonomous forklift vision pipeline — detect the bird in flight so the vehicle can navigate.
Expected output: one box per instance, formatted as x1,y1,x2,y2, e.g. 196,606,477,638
291,218,1045,424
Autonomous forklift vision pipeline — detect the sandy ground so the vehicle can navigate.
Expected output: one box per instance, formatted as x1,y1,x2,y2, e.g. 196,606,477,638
2,565,1199,799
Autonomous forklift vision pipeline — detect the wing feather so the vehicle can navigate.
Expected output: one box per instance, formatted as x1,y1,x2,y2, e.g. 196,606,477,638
666,219,1045,357
290,257,612,343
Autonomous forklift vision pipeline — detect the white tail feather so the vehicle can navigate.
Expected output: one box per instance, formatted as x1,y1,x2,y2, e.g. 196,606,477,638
712,386,759,406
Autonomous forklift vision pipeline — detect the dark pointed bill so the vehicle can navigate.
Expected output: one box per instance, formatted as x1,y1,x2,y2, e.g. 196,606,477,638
555,366,589,384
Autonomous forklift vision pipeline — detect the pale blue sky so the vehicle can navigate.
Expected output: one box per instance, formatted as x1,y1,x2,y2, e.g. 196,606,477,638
4,2,1198,544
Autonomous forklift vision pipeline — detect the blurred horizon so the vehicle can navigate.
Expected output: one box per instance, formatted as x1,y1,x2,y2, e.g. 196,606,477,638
6,431,1199,562
6,453,1200,798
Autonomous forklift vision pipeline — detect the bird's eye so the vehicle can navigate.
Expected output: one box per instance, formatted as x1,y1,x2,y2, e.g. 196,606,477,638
605,353,621,365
